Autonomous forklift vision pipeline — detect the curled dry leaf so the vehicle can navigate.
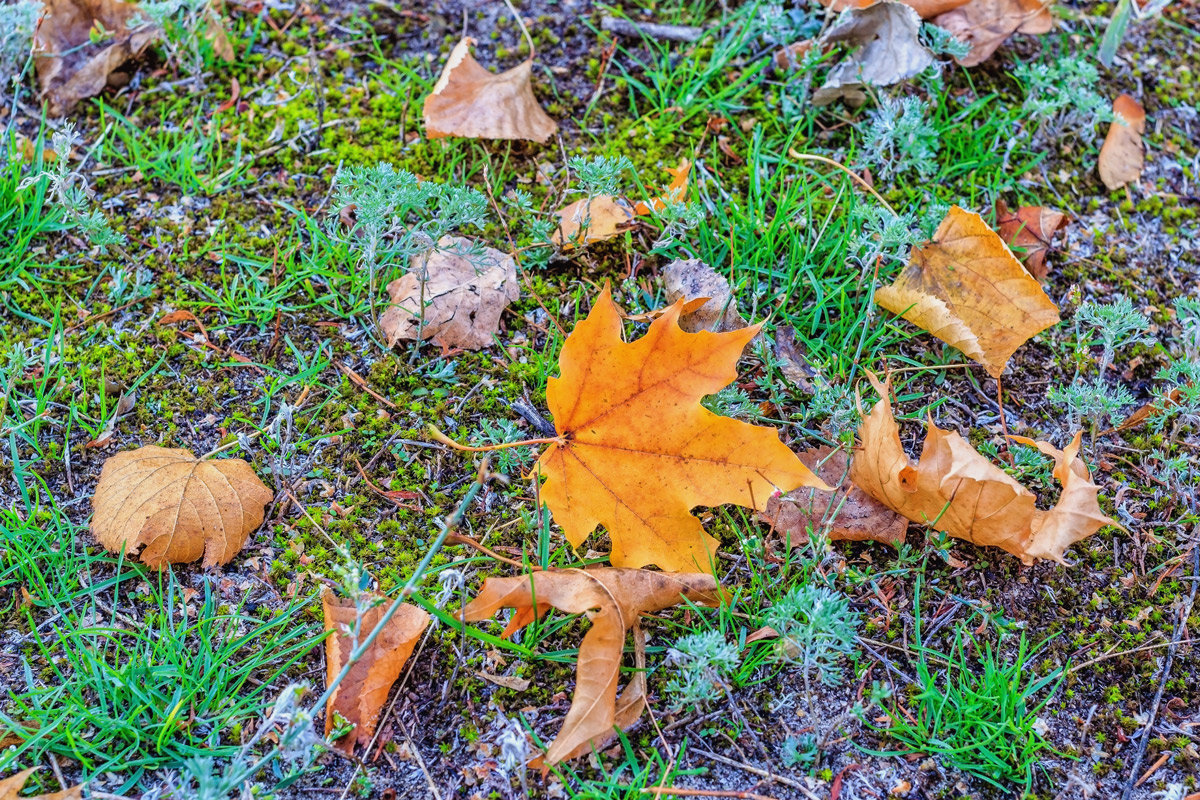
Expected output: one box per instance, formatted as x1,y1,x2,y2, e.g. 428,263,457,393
34,0,161,117
462,568,720,764
876,205,1060,378
91,445,273,569
995,200,1068,281
0,769,83,800
819,0,972,18
813,1,933,107
323,590,430,755
552,195,637,248
849,373,1120,564
379,236,520,352
1098,94,1146,191
759,446,907,548
633,159,691,215
661,259,747,333
534,286,826,573
423,37,557,143
933,0,1053,67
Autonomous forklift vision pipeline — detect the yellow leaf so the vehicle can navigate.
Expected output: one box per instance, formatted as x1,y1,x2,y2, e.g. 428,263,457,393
90,446,273,569
876,205,1060,378
461,568,719,764
533,286,826,572
633,159,691,215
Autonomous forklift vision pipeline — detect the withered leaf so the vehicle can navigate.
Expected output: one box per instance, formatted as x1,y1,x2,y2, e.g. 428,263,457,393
661,259,746,334
552,195,636,248
0,768,82,800
876,205,1060,378
462,568,720,764
34,0,161,117
759,446,907,548
995,199,1068,281
423,37,557,143
91,445,273,569
813,1,933,107
379,236,520,351
1098,94,1146,191
933,0,1053,67
850,373,1120,564
534,287,826,573
633,159,691,215
323,590,430,754
820,0,973,18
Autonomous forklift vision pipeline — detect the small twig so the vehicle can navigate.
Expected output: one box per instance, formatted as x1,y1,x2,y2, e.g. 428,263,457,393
501,0,536,56
687,747,820,799
787,150,897,216
447,532,529,569
600,16,704,42
642,789,777,800
429,423,562,452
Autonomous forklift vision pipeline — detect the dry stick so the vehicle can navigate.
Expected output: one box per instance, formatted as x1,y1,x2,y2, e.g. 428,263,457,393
642,789,778,800
787,150,898,217
501,0,536,56
447,531,529,569
687,747,821,800
1120,543,1200,800
429,423,563,452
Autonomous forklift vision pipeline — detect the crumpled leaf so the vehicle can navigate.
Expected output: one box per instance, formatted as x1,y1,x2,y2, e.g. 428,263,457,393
0,769,83,800
820,0,972,18
876,205,1060,378
423,36,557,143
849,373,1119,565
534,286,826,573
1098,93,1145,191
462,568,720,764
91,445,273,569
995,200,1068,281
34,0,161,117
813,1,933,107
323,590,430,754
661,259,746,333
933,0,1053,67
759,446,907,548
552,195,636,248
379,236,520,352
633,159,691,215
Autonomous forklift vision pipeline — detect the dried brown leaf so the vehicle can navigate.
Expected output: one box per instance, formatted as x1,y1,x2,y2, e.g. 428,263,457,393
461,568,720,764
995,199,1068,281
323,591,430,754
423,37,557,143
661,259,746,333
91,445,273,569
379,236,520,351
820,0,973,18
933,0,1053,67
552,195,636,248
0,768,83,800
1098,94,1146,191
813,1,933,107
876,205,1060,378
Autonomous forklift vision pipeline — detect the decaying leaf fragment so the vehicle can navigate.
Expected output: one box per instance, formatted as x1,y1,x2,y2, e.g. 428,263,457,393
933,0,1053,67
759,446,907,548
34,0,161,117
552,195,636,248
876,205,1060,378
462,568,720,763
1098,94,1145,191
423,37,557,143
995,200,1068,281
661,258,746,333
379,236,520,351
91,445,273,569
534,286,826,573
0,769,83,800
819,0,972,18
633,159,691,215
849,374,1119,565
323,591,430,754
813,1,933,107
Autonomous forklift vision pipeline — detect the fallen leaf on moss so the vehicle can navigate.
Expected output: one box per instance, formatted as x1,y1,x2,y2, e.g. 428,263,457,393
323,590,430,755
552,195,636,248
379,236,520,352
203,0,235,62
813,1,933,107
462,568,720,764
932,0,1053,67
875,205,1060,378
661,259,746,333
34,0,161,116
820,0,972,18
759,446,907,548
91,445,273,569
0,769,81,800
423,37,557,143
849,373,1119,564
633,159,691,215
1098,93,1145,191
533,286,826,572
995,200,1068,281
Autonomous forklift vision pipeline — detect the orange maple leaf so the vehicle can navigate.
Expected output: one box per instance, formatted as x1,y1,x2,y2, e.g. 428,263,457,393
533,286,826,572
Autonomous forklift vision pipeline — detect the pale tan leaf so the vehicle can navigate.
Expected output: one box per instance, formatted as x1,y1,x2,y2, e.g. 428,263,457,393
1098,94,1145,191
933,0,1053,67
0,768,83,800
323,591,430,755
661,259,746,333
875,205,1060,378
90,445,273,569
551,195,636,248
379,236,520,352
461,568,720,764
813,1,934,107
423,37,557,143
